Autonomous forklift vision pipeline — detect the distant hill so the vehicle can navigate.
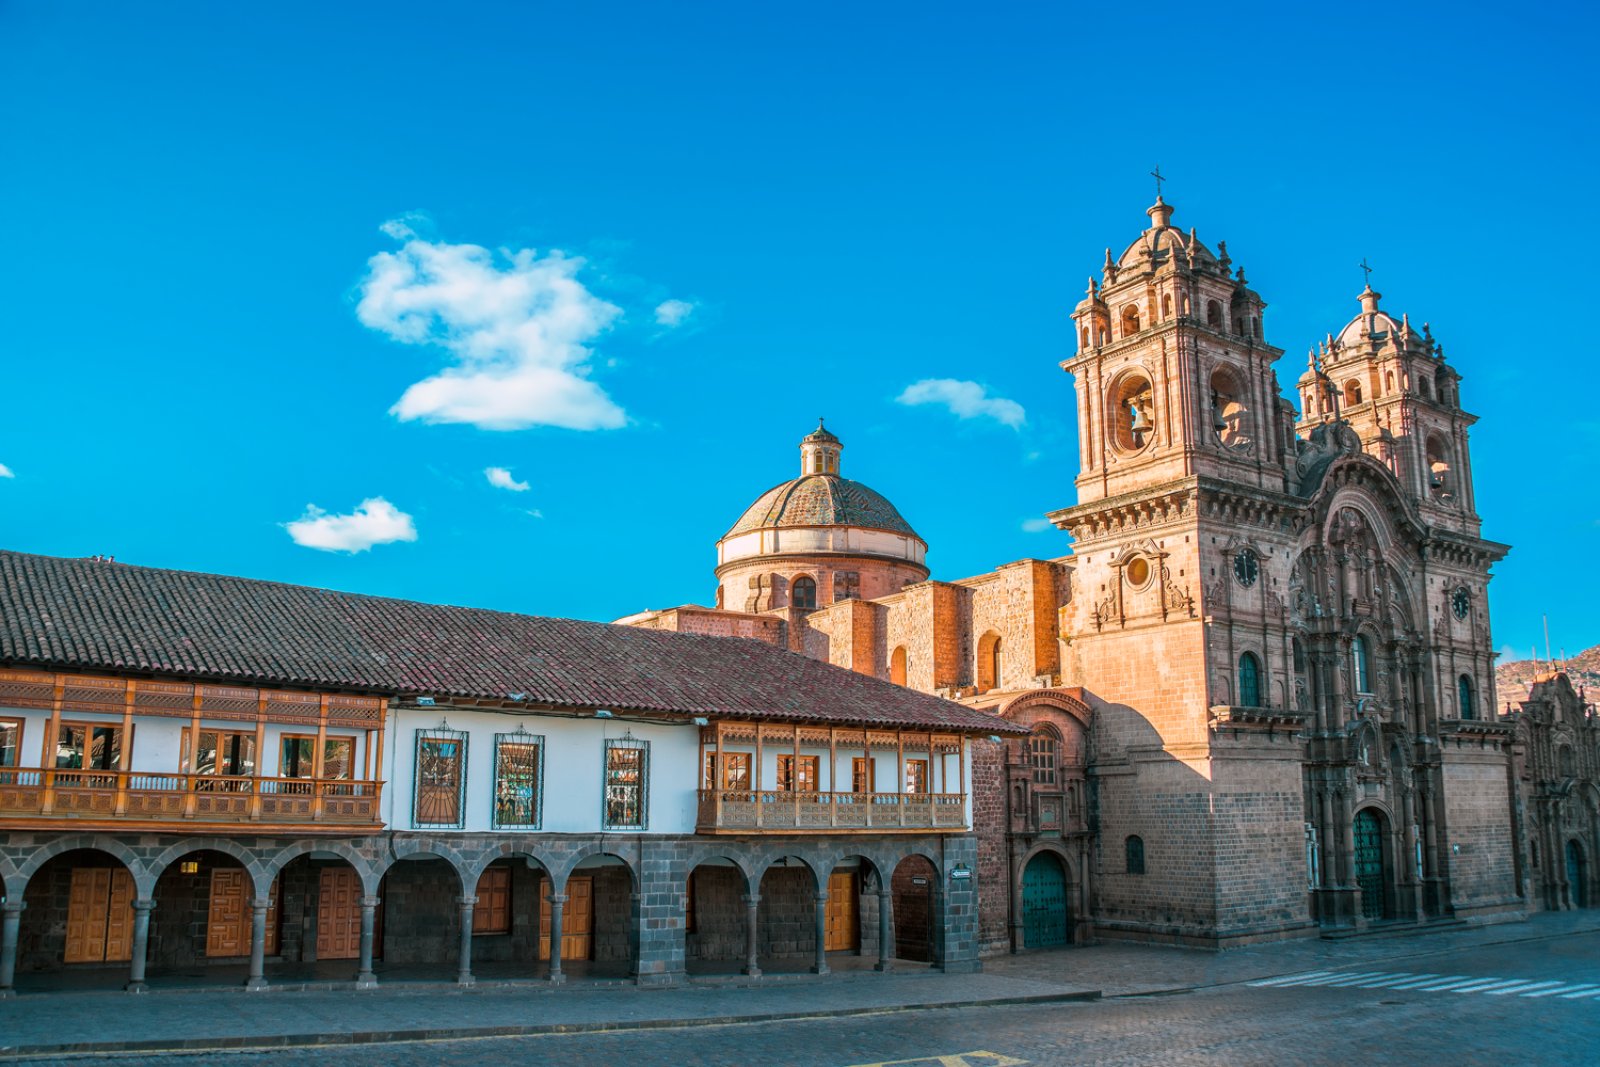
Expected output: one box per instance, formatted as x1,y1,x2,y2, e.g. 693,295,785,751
1495,643,1600,710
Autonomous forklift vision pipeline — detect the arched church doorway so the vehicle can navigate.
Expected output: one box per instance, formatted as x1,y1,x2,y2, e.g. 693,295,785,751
1020,852,1069,949
1353,808,1389,920
1567,840,1588,908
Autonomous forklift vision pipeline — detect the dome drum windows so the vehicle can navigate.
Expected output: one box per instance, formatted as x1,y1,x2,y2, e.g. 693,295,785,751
790,575,817,610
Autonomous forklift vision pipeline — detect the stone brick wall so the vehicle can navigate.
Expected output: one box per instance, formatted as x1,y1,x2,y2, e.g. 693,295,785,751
380,856,461,964
969,738,1010,953
1443,746,1522,915
756,866,814,959
1208,739,1314,938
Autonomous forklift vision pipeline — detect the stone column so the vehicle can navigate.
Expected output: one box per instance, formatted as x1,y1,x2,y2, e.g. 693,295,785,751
741,893,762,977
0,900,23,998
627,892,642,981
456,895,477,987
875,888,894,972
125,899,153,993
356,895,380,988
546,893,567,984
246,896,270,990
810,891,829,975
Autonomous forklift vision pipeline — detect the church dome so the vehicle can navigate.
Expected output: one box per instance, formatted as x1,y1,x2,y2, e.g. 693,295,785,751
716,422,929,580
726,475,921,538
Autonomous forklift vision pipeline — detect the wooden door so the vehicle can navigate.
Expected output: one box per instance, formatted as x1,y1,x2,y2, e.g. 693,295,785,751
64,867,134,963
473,865,512,934
538,875,594,960
824,871,858,951
206,868,248,957
315,866,364,959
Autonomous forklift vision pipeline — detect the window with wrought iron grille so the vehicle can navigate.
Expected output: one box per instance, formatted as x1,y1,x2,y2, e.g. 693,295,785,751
1029,726,1059,786
603,737,649,830
493,730,543,829
414,725,467,829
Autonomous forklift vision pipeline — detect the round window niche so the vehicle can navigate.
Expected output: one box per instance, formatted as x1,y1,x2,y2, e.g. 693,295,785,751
1110,373,1155,453
1125,556,1152,589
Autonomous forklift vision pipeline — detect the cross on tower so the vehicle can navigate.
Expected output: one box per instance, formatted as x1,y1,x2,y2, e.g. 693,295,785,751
1359,257,1374,287
1150,165,1166,198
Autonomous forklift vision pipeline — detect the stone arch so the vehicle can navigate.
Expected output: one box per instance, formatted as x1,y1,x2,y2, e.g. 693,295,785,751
889,645,908,686
265,839,380,894
553,847,640,893
685,845,760,896
1107,368,1156,453
459,842,557,889
149,838,274,899
15,834,149,895
753,849,825,895
887,851,943,964
385,838,472,888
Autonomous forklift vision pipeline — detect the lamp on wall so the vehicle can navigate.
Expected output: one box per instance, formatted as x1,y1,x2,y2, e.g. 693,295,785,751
692,717,710,727
594,709,614,719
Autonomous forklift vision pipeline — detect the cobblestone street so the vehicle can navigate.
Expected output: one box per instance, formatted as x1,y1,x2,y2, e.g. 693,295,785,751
4,913,1598,1066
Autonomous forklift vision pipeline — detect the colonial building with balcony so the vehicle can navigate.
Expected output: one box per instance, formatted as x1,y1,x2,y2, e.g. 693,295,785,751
0,549,1019,994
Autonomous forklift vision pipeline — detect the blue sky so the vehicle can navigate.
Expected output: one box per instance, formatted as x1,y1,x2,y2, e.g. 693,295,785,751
2,2,1596,665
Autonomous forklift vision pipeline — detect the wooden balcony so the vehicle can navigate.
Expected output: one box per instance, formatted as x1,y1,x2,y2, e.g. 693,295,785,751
0,769,383,833
696,789,967,834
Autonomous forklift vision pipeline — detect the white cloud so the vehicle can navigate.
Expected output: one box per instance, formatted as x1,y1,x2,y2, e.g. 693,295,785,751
896,379,1026,429
654,298,695,327
484,466,530,492
0,463,13,478
356,223,625,431
284,497,417,553
1021,517,1051,533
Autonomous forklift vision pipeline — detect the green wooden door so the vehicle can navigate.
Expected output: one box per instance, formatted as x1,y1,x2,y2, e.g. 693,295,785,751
1022,854,1068,948
1567,841,1587,908
1354,809,1387,920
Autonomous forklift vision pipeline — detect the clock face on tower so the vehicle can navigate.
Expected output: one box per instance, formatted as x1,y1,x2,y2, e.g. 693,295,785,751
1233,548,1259,588
1452,587,1471,620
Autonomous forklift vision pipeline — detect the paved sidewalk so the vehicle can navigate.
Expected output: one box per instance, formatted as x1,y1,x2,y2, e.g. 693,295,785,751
985,908,1600,996
3,910,1598,1059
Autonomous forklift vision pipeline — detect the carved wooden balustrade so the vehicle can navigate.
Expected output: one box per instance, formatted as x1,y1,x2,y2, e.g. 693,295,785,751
0,768,383,827
696,789,967,832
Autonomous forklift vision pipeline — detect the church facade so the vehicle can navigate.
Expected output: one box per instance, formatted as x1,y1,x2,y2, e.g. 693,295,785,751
627,195,1532,950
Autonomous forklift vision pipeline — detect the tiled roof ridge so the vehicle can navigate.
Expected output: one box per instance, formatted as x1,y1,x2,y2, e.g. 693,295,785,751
0,549,1018,734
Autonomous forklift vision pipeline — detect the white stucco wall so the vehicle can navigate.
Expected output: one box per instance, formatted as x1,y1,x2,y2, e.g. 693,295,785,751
383,708,701,834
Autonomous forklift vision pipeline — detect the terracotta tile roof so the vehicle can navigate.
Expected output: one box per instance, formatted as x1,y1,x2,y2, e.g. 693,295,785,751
0,551,1018,734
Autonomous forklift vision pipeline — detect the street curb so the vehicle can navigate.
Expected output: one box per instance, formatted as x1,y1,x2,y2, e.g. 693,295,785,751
0,989,1101,1060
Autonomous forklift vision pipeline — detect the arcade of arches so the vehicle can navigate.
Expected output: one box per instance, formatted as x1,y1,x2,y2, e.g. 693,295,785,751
0,833,974,992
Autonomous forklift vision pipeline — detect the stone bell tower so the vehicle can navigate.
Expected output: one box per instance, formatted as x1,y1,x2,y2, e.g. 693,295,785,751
1052,195,1315,945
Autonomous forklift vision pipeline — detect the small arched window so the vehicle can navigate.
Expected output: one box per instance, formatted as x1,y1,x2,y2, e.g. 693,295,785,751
1560,745,1576,778
1079,325,1089,349
1162,293,1173,319
1126,835,1146,875
1239,652,1262,707
1457,675,1475,720
1121,305,1141,337
1352,635,1373,694
1385,370,1395,394
1030,725,1060,786
791,576,817,610
1206,300,1223,329
976,631,1003,692
1418,375,1432,399
1343,379,1363,406
889,646,907,686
